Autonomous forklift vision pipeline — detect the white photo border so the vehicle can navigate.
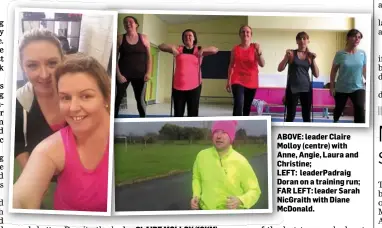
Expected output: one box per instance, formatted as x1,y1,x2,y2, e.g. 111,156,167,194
115,9,371,129
8,7,119,217
113,115,273,216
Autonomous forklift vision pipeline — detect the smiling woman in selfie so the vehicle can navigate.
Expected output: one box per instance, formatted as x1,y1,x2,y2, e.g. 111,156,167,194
14,28,66,172
13,53,111,212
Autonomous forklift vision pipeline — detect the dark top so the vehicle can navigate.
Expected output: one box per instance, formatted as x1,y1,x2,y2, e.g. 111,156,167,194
182,46,201,54
14,98,64,158
287,50,311,93
118,33,148,79
182,46,195,54
15,97,65,182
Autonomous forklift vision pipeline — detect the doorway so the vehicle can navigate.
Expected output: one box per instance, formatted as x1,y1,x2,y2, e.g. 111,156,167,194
146,45,159,105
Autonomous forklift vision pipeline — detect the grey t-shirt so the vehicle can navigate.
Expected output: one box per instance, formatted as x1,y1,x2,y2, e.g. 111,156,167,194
287,50,311,93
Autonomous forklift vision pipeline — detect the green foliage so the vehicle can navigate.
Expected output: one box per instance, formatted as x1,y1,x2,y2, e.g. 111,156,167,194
115,124,267,145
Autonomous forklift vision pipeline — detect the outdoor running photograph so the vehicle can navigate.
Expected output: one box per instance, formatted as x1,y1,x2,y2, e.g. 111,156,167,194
9,8,117,215
113,117,272,214
114,11,371,126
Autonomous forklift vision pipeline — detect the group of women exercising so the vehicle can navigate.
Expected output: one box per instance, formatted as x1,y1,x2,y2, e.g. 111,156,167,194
11,15,366,213
115,15,366,123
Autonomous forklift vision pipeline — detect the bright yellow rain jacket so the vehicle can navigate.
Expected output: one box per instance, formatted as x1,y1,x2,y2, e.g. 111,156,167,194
192,145,261,210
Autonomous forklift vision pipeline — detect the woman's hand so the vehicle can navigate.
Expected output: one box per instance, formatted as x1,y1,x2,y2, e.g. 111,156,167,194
254,43,262,56
226,82,231,93
285,49,293,59
172,46,180,57
117,74,127,84
330,84,335,97
307,51,317,60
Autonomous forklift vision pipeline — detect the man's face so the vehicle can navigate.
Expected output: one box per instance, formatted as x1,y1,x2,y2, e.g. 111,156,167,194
212,130,231,151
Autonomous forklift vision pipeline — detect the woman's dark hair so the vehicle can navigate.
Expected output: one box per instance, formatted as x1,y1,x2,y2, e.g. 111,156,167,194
296,31,309,40
123,16,139,28
182,29,197,45
346,29,363,39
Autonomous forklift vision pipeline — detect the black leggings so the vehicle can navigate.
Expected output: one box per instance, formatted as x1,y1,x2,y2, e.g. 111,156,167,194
231,84,257,116
285,88,312,122
333,89,365,123
172,85,202,117
115,78,147,118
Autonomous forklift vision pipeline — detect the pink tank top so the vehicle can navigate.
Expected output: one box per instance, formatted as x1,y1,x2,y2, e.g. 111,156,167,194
173,46,202,91
230,43,259,89
54,126,109,212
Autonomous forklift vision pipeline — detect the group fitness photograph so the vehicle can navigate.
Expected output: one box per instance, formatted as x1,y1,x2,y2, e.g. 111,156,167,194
7,8,371,217
114,12,370,125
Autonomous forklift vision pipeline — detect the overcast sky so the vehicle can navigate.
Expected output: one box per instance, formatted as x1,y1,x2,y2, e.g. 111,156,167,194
114,119,268,136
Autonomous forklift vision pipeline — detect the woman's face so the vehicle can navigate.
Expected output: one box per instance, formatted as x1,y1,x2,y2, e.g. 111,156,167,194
58,72,109,134
212,130,231,151
240,26,252,42
348,32,362,47
296,36,309,48
124,17,138,32
183,31,195,47
21,40,62,95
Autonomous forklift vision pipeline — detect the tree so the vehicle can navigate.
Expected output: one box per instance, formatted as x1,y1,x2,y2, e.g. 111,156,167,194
202,121,212,140
146,132,158,143
236,128,248,144
159,123,179,140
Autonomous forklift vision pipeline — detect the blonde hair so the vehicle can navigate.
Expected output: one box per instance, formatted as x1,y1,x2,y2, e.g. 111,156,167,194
19,28,64,61
55,53,111,112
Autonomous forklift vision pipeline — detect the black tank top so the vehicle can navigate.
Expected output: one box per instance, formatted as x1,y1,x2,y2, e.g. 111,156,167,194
118,33,148,79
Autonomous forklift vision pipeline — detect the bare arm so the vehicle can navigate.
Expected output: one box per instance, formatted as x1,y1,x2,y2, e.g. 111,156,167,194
142,34,152,79
158,43,177,53
255,43,265,67
277,57,289,72
330,64,340,87
15,152,29,171
227,49,235,87
116,35,123,77
311,58,319,78
278,50,292,72
363,65,366,80
13,134,62,209
201,46,219,56
257,53,265,68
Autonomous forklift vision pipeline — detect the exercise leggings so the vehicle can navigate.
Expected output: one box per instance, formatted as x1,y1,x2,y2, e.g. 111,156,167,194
115,78,147,118
172,85,202,117
285,87,312,122
333,89,365,123
231,84,257,116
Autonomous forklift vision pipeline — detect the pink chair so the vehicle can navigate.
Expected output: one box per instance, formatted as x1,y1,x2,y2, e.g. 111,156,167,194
252,87,351,118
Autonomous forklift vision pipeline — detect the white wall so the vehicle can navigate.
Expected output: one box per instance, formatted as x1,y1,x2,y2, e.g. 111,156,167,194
78,14,114,69
354,15,372,84
248,15,353,31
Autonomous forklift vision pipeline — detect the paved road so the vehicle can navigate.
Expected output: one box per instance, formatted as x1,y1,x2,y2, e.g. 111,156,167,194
115,153,269,211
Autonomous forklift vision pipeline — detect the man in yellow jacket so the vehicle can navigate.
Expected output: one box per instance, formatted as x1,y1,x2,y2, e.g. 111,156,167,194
190,120,261,210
